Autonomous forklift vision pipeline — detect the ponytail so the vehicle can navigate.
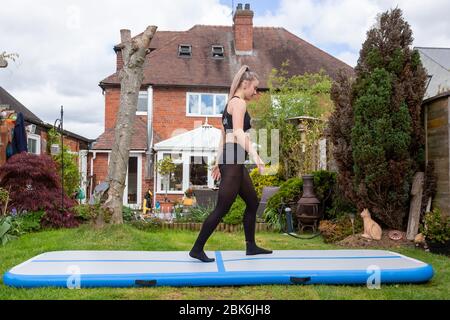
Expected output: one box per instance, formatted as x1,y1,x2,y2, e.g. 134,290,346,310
228,65,259,100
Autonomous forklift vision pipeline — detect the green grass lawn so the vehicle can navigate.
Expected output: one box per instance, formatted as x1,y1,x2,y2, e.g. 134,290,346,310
0,224,448,300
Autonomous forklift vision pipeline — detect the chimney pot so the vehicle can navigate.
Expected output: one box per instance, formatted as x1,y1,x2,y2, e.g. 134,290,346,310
244,3,250,10
120,29,131,43
237,3,243,10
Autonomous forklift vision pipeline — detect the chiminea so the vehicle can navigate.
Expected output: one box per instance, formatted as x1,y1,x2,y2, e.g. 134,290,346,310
296,175,321,233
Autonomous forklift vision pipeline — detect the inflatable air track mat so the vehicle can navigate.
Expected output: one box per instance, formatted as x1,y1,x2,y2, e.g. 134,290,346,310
3,250,434,288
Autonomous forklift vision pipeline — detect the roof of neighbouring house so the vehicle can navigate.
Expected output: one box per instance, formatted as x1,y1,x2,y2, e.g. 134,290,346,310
416,47,450,99
417,47,450,70
0,86,93,143
92,115,148,150
0,86,43,125
100,25,354,90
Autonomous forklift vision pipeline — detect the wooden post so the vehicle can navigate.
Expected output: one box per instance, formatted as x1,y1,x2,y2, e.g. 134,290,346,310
406,172,424,240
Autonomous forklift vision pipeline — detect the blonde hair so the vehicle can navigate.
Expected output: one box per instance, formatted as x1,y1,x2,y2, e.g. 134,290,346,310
228,65,259,100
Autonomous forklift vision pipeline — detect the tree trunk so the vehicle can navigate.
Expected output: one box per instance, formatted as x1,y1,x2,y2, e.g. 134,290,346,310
102,26,158,225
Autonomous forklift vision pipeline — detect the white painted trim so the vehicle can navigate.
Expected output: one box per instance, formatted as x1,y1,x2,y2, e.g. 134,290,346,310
27,133,41,155
186,92,227,117
136,90,148,114
156,150,214,194
90,151,97,197
148,85,154,147
153,151,157,206
156,151,184,194
123,154,143,209
78,150,88,204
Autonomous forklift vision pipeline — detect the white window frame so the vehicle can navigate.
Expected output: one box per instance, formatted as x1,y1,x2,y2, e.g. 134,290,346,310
186,92,227,117
107,152,143,209
136,90,149,115
156,151,215,194
157,152,185,194
188,153,212,189
27,133,41,155
123,154,142,209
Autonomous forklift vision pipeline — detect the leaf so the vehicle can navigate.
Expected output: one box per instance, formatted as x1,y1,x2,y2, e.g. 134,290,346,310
0,220,11,238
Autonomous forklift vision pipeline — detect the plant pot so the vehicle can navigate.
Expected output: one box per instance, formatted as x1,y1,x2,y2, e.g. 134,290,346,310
427,240,450,256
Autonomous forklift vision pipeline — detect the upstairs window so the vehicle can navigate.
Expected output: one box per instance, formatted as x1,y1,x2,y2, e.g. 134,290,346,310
178,44,192,58
212,45,224,58
187,93,227,116
137,91,148,113
27,133,41,155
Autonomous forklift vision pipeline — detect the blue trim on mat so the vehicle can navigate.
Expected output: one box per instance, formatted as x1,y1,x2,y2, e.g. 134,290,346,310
215,251,225,273
3,265,434,288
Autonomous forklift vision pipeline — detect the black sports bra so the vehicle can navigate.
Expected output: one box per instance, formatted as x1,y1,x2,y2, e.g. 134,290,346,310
222,96,252,132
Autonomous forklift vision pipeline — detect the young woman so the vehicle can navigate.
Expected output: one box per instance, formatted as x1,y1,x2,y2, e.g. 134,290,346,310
189,65,273,262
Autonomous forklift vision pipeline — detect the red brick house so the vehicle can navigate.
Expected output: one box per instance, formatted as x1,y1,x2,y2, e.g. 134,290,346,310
0,86,93,201
92,4,353,210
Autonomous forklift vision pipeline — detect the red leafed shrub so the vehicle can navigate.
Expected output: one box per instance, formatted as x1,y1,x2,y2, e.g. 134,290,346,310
0,152,78,228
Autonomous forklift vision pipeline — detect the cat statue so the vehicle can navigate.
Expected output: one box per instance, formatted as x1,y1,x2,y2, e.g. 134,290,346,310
360,208,382,240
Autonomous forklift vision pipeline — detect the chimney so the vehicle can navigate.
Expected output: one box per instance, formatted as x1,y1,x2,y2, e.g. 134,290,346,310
233,3,254,54
114,47,123,71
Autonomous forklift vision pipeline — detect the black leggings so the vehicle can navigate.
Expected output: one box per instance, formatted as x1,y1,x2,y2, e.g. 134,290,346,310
191,164,259,252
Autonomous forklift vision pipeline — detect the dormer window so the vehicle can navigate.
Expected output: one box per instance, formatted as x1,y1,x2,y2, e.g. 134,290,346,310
212,45,224,58
178,44,192,57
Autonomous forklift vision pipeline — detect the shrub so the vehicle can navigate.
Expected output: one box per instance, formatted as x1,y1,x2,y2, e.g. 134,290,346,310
0,153,78,228
47,127,81,197
14,210,45,233
72,204,112,225
326,191,357,221
41,207,79,229
129,219,163,232
319,214,364,244
328,8,428,230
122,206,135,222
266,177,303,214
222,196,246,225
263,171,350,231
264,177,303,231
420,209,450,244
179,203,215,223
0,216,23,245
0,187,10,215
249,167,282,199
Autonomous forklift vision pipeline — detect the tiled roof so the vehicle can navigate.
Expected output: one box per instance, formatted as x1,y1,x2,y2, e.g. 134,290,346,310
100,25,354,89
0,86,43,124
93,115,148,150
416,47,450,70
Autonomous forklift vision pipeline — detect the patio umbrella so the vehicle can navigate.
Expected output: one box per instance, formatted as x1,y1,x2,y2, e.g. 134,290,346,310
11,112,28,155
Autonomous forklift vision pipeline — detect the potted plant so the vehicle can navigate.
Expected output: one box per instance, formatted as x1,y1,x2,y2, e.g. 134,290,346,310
420,208,450,255
156,157,176,203
182,188,196,206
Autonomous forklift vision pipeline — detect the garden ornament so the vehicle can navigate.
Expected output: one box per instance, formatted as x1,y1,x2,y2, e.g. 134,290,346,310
360,208,382,240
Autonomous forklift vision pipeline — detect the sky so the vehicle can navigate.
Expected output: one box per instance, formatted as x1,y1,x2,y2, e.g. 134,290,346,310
1,0,449,140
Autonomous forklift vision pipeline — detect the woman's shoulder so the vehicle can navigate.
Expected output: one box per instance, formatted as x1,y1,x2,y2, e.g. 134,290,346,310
227,98,246,116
